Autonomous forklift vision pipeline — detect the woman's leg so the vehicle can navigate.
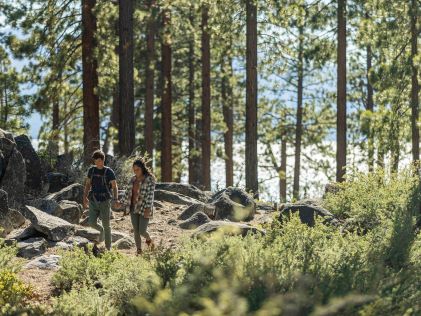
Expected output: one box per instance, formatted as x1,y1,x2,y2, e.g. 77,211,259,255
138,215,151,240
130,212,141,251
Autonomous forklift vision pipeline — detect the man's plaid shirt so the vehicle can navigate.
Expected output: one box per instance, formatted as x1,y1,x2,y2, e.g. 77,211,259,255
124,175,156,217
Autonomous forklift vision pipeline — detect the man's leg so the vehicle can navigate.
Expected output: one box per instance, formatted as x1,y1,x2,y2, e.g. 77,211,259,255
88,200,104,243
130,213,141,251
99,200,112,250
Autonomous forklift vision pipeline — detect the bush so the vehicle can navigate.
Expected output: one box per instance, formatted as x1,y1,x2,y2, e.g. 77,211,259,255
46,169,421,315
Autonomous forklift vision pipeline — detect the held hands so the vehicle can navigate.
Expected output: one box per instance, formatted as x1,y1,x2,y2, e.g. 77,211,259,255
144,208,152,218
83,197,89,209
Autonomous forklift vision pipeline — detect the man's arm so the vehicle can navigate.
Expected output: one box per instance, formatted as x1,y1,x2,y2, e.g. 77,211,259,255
110,180,118,200
83,178,91,208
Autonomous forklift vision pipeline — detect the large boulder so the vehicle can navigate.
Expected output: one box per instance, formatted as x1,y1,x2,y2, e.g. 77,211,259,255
0,129,26,205
17,237,47,259
0,190,25,237
28,198,82,224
179,211,211,230
256,201,277,212
192,221,265,238
56,152,74,175
74,226,130,243
47,172,71,193
114,237,135,250
45,183,84,204
21,205,75,241
15,135,43,192
155,189,201,206
279,201,339,227
25,255,61,270
178,203,215,220
210,187,256,222
156,183,209,203
5,226,43,245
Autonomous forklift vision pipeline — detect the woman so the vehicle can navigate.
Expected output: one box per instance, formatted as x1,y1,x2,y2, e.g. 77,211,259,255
124,158,156,255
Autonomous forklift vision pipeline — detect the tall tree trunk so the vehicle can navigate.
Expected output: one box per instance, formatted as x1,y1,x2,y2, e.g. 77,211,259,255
82,0,100,164
280,132,287,203
336,0,347,182
160,8,172,182
188,8,197,185
51,99,60,156
293,26,304,199
222,55,234,187
366,43,374,172
118,0,135,157
63,101,69,154
246,0,258,197
201,5,211,190
144,0,156,161
410,0,419,163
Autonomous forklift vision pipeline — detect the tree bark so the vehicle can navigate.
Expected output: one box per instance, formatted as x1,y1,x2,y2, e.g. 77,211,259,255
246,0,258,197
82,0,100,164
280,135,287,203
201,5,211,190
410,0,419,163
336,0,347,182
366,43,374,172
188,8,197,185
118,0,135,157
222,55,234,187
160,8,172,182
144,0,156,161
293,26,304,199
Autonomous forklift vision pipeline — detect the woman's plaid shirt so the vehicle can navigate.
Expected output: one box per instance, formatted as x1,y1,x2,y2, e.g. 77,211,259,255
124,175,156,217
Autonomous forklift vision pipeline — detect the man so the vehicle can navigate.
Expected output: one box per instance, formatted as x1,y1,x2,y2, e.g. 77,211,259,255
83,150,119,251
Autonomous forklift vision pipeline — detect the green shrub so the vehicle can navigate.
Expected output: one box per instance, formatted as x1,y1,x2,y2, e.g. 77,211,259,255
52,286,118,316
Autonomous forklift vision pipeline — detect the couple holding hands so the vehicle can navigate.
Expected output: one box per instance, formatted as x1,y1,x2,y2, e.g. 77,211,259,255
82,150,155,255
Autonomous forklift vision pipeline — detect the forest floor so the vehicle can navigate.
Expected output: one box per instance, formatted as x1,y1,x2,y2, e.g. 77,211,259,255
15,201,273,306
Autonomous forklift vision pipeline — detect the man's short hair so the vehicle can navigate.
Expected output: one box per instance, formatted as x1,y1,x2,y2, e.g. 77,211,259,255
92,150,105,161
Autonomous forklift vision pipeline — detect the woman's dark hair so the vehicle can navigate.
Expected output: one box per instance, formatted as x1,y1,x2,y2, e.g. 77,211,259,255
133,158,156,179
92,150,105,161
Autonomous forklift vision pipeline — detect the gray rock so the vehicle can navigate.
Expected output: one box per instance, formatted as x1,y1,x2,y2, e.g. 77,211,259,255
179,212,211,230
21,205,75,241
178,203,215,220
279,202,339,227
155,189,201,206
0,190,25,237
256,201,277,212
192,221,265,238
0,130,26,206
56,152,74,176
25,255,61,270
49,236,90,250
74,226,130,242
47,172,70,193
114,237,135,249
17,237,47,259
27,199,82,224
156,183,209,202
5,226,42,245
15,134,43,192
210,187,256,222
45,183,84,204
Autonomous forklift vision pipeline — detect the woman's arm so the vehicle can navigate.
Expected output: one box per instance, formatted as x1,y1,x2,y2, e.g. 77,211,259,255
143,176,156,217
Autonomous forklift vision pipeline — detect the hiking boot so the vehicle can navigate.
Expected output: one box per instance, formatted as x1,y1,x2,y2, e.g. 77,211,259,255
92,243,101,257
136,248,143,256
